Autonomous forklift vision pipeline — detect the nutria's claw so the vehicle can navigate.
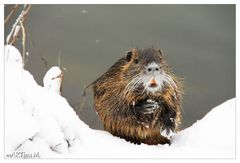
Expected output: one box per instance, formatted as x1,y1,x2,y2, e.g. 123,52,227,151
131,99,160,115
142,109,156,114
142,104,158,114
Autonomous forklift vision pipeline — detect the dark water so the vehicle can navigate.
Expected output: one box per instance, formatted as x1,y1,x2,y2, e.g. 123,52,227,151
4,5,235,130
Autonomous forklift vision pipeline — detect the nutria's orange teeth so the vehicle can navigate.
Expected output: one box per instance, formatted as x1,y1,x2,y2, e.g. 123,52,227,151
150,79,157,87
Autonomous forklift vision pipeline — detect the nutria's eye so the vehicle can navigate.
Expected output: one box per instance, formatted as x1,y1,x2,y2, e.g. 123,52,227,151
126,51,132,62
147,68,152,72
134,59,139,64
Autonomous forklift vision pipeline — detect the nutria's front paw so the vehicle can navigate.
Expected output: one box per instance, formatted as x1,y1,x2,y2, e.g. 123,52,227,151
132,99,160,115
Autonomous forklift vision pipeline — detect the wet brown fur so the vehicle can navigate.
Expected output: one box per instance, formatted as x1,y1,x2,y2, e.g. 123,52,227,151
89,48,183,145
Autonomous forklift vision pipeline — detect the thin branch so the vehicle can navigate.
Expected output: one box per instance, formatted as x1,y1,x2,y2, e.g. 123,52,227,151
20,20,26,67
6,4,32,68
4,4,19,25
78,86,88,113
58,51,61,67
9,25,21,45
40,53,49,68
6,4,31,45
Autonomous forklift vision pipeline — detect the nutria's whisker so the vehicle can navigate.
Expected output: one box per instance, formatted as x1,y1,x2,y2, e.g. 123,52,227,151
164,73,177,88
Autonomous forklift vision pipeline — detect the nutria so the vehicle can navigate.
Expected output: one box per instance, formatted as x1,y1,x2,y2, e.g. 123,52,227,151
88,48,183,145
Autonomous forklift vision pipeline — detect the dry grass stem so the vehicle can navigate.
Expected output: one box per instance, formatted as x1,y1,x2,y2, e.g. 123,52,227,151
4,4,19,25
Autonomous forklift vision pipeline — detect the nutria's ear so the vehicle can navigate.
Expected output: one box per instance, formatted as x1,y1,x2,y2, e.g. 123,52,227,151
126,51,133,62
126,48,139,63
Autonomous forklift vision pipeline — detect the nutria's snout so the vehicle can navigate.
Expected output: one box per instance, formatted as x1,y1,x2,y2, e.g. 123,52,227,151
146,78,160,92
149,78,158,88
144,62,163,92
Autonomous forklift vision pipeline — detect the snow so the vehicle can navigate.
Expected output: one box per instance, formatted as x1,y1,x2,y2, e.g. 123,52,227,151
4,45,235,159
43,66,63,94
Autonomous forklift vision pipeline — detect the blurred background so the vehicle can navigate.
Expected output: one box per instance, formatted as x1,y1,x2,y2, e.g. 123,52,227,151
4,4,235,130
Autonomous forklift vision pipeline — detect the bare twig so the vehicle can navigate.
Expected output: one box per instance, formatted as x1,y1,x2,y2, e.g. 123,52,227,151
58,51,61,67
40,53,49,68
6,4,31,45
78,86,88,113
9,25,21,45
4,4,19,25
6,4,32,68
20,20,26,65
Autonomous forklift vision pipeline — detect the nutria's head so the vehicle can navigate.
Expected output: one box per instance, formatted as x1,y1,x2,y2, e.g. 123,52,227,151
122,48,176,95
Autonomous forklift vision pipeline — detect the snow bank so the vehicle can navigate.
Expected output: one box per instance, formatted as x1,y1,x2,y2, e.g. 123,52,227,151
4,45,235,159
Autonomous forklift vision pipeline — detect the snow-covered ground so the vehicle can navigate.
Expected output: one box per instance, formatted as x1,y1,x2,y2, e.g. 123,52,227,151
4,45,235,159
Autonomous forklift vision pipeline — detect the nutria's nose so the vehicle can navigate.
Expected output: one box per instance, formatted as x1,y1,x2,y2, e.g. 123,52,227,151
150,79,158,87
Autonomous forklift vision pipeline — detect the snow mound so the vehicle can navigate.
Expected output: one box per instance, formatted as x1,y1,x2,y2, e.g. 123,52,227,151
43,66,63,95
5,45,83,157
4,45,235,158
